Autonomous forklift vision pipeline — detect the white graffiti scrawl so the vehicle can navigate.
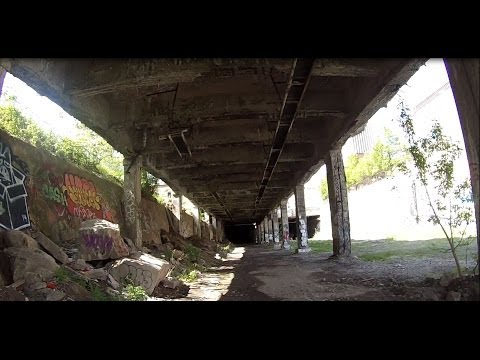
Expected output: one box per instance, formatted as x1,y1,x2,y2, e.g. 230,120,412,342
0,142,30,230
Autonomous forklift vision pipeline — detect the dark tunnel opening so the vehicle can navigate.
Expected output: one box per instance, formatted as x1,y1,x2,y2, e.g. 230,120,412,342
225,223,255,244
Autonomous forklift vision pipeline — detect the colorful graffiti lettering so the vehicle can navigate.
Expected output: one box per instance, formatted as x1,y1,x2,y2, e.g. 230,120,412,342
41,184,67,206
39,171,116,221
83,233,114,252
64,173,101,212
0,142,31,230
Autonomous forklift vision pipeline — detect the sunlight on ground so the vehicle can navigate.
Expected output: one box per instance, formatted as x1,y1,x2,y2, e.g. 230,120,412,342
186,247,245,301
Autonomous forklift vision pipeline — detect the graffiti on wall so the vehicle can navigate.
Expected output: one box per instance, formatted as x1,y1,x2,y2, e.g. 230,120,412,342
0,142,30,230
38,172,117,223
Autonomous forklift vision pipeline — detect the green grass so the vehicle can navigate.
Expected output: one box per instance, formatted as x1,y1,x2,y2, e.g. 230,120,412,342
308,240,332,253
305,237,477,263
359,251,398,261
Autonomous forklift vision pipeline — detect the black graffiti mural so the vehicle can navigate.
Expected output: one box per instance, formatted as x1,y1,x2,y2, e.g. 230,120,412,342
0,142,30,230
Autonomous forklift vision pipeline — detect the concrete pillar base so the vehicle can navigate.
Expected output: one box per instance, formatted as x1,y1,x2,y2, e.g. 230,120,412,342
273,243,282,250
296,247,311,254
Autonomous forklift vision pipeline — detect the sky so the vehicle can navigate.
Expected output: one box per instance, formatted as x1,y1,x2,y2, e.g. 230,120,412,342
0,58,468,201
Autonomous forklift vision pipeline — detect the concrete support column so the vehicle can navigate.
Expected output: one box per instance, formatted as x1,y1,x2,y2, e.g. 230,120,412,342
259,222,264,243
178,194,183,220
216,219,223,243
294,183,310,253
266,216,272,244
444,59,479,266
123,155,143,248
326,148,351,257
197,207,202,238
263,220,268,243
211,216,217,242
272,208,281,249
280,199,291,250
208,214,213,241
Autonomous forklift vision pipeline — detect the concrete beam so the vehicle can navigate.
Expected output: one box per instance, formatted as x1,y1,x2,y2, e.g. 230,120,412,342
311,59,382,77
66,59,291,97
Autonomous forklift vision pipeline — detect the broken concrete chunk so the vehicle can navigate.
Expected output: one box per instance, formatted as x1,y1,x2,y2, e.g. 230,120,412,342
46,289,66,301
4,247,60,282
62,282,92,301
172,249,185,260
109,253,171,295
107,274,120,290
446,291,462,301
69,259,94,271
77,219,130,261
161,277,182,289
33,232,69,265
0,250,13,286
3,230,40,250
85,268,108,281
0,287,26,301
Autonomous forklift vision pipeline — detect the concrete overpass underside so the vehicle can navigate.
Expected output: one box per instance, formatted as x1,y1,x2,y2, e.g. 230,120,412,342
0,59,425,221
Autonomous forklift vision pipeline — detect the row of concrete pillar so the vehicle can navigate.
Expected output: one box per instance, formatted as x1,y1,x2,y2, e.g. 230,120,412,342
256,148,350,257
67,59,479,258
122,154,225,247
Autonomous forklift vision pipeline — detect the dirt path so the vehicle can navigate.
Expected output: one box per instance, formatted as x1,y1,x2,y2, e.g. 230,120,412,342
182,243,478,301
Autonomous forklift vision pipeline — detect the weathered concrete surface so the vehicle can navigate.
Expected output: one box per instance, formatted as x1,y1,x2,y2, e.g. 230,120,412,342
123,155,142,248
32,231,69,264
108,252,171,295
0,129,124,243
179,211,195,238
294,184,310,252
444,58,479,268
272,209,281,249
326,148,351,257
0,250,13,285
0,129,195,255
142,198,169,245
280,199,290,250
0,286,26,301
2,230,40,250
1,58,425,225
77,219,130,261
4,247,60,282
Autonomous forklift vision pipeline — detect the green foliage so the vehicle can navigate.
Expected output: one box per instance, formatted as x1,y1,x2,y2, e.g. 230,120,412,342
88,284,110,301
54,267,72,284
178,267,201,283
184,243,201,263
0,98,124,184
122,284,148,301
319,129,406,200
141,169,159,195
121,275,148,301
396,99,475,277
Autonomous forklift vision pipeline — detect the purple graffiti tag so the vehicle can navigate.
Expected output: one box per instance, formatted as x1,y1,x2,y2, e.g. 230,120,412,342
83,233,113,252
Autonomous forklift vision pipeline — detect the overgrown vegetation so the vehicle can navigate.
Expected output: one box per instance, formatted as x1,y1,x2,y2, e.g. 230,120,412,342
54,266,114,301
0,96,168,206
320,129,406,199
121,276,148,301
396,100,476,276
0,96,124,184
